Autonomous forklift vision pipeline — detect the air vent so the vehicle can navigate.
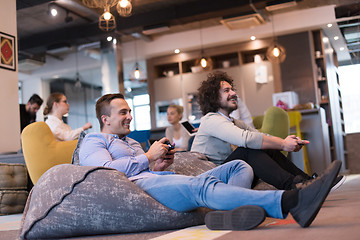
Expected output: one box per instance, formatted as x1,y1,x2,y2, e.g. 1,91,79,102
265,0,297,12
18,58,45,72
220,13,265,30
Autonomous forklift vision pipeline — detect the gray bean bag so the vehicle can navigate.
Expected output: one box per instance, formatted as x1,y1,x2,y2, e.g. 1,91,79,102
20,152,215,239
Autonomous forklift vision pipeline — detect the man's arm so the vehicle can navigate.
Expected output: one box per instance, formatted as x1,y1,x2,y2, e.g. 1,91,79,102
80,134,150,178
203,114,308,152
262,135,309,152
202,114,263,149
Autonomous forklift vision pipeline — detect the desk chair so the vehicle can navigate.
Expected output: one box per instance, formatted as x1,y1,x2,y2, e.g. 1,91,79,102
287,111,312,175
21,122,77,185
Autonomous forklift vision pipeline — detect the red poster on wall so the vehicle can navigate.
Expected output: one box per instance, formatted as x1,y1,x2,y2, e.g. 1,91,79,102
0,32,16,71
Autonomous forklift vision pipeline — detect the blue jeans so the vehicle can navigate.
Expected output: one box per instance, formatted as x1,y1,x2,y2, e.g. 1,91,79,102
135,160,285,219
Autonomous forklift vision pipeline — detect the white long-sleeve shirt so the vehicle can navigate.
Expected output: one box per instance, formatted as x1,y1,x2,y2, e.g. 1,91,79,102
191,112,263,163
45,115,83,141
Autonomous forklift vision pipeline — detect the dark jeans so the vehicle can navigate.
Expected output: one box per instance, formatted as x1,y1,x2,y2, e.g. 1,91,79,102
223,147,311,190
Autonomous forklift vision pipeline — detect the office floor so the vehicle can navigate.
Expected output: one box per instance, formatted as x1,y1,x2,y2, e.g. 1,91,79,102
1,174,359,240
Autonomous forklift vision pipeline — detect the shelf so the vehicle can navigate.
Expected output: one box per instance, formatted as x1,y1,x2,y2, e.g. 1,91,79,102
154,62,180,78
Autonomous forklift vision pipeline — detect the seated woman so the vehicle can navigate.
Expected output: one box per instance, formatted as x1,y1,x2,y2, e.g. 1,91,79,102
165,104,192,151
43,92,92,141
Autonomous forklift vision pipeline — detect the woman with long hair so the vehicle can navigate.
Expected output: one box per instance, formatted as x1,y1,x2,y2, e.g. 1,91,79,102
165,104,192,151
44,92,92,141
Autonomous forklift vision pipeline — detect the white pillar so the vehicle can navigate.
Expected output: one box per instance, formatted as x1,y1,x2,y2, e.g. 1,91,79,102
0,0,21,152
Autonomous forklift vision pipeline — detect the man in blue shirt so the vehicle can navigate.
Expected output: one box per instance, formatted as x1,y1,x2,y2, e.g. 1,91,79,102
79,93,341,230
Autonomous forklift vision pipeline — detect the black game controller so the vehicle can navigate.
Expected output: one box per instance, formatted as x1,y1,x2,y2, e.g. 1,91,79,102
164,140,175,150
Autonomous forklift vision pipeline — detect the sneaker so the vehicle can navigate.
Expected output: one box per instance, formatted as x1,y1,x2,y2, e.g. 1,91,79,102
205,205,266,230
290,160,341,228
330,175,346,193
297,174,346,192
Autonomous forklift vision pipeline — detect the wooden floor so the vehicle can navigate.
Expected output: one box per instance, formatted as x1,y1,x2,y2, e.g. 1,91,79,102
1,174,359,240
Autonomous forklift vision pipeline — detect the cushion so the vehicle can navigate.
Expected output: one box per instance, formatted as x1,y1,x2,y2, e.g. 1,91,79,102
20,164,210,239
0,163,28,190
0,190,28,215
71,131,86,165
165,151,214,175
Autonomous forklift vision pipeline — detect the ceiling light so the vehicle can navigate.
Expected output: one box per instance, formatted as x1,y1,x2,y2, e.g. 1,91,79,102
113,38,117,45
340,47,345,51
174,49,180,54
334,36,339,40
266,14,286,63
250,36,256,40
200,57,207,68
50,8,58,17
103,11,111,21
117,0,132,17
107,36,113,41
134,64,140,79
99,7,116,31
327,23,333,28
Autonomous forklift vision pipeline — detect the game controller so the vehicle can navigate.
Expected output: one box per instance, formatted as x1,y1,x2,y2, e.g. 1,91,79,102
164,140,175,150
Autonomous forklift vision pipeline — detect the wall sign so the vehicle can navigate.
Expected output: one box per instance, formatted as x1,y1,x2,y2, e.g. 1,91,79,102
0,32,16,71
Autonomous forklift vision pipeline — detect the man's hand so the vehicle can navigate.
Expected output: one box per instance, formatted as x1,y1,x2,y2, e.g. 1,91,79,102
82,122,92,130
144,137,175,169
293,137,310,152
282,135,309,152
153,148,175,171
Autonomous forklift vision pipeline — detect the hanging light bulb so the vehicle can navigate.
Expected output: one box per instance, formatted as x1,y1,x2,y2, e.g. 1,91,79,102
99,7,116,31
200,57,207,68
266,14,287,63
266,43,286,63
272,46,280,57
103,10,112,20
117,0,132,17
134,63,140,79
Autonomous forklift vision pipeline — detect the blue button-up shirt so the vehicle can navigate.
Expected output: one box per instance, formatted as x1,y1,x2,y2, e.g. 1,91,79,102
79,132,173,181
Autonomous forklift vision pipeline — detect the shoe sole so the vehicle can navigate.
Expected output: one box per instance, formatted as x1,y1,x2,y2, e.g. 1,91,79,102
205,205,266,230
330,175,346,193
291,160,341,228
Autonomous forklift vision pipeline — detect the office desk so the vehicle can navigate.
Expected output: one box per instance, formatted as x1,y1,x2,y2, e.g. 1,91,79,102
290,108,332,175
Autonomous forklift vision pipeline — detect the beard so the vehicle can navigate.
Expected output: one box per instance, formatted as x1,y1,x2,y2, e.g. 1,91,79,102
220,98,238,113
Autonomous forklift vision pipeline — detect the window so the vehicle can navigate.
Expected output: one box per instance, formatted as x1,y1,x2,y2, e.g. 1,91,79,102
338,64,360,134
18,81,23,103
126,94,151,130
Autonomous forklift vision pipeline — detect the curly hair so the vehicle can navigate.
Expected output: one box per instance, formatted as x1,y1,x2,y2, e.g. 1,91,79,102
197,71,235,115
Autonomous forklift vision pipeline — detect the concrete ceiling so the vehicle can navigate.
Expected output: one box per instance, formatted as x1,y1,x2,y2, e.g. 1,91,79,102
16,0,360,64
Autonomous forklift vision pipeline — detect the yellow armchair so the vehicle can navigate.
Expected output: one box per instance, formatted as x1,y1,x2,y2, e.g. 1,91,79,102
21,122,77,185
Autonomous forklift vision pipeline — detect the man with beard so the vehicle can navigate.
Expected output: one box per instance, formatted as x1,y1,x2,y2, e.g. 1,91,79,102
19,94,43,132
191,71,344,191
